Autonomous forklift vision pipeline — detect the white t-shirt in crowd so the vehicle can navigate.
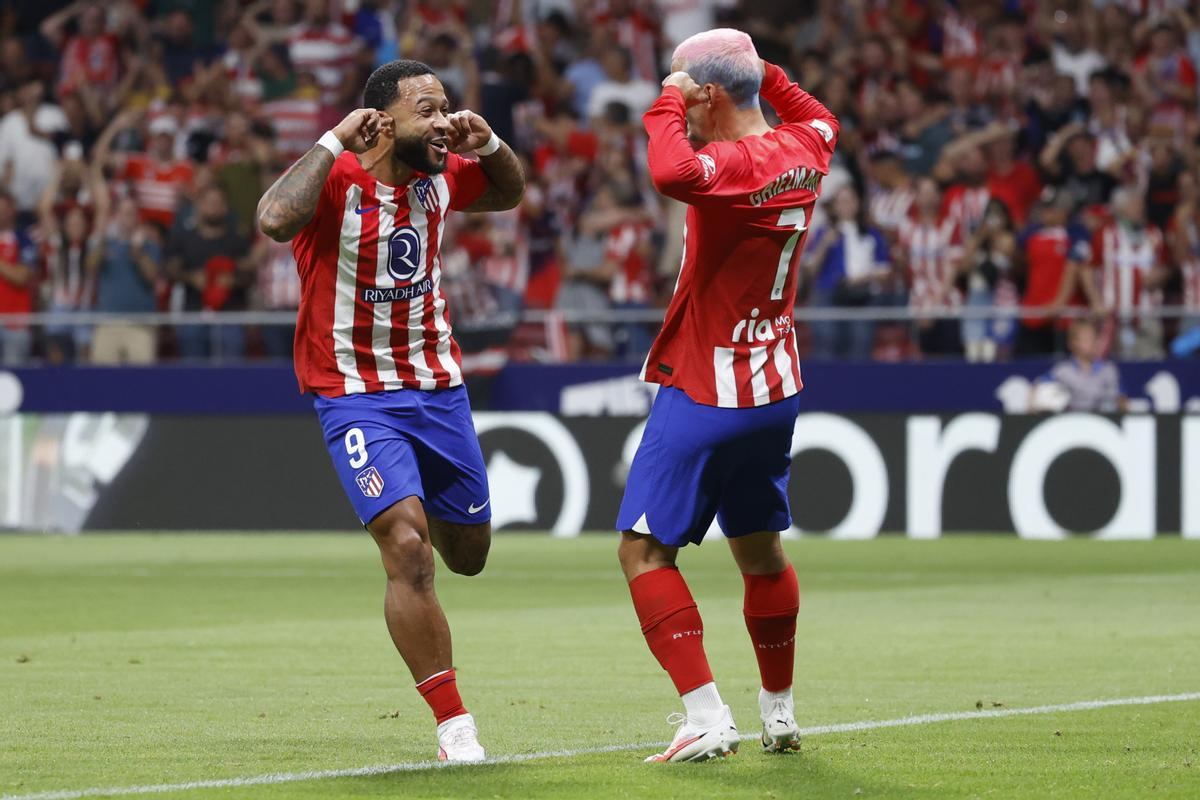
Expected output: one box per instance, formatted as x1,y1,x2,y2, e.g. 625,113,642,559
0,104,69,211
1052,44,1107,96
587,79,661,121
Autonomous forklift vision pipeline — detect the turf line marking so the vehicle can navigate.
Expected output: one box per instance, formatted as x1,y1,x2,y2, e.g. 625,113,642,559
5,692,1197,800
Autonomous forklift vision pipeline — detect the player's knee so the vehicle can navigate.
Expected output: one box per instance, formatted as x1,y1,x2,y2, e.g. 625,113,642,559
375,526,435,587
618,531,671,580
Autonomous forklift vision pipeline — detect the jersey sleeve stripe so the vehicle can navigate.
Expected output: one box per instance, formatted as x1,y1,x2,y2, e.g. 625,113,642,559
333,184,367,394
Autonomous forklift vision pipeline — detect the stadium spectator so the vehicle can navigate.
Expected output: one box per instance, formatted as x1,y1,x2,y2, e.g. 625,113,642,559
210,111,274,236
95,109,195,233
1040,124,1118,223
37,154,102,363
0,192,35,364
897,177,962,357
866,149,915,239
0,78,68,227
165,185,252,360
1035,317,1126,413
1015,188,1092,356
804,185,891,361
287,0,361,128
91,182,162,366
586,48,660,123
960,198,1020,362
1050,11,1108,95
253,234,299,361
40,2,122,98
1088,186,1170,358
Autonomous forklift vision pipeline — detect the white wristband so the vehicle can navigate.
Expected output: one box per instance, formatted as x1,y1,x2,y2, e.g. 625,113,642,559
474,132,502,157
317,130,344,157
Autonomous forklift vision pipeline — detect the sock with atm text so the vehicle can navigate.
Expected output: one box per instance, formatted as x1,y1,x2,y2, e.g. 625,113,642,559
628,567,715,701
742,565,799,694
416,668,467,724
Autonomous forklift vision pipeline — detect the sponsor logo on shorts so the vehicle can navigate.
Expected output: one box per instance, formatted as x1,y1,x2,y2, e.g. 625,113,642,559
355,466,385,498
361,278,433,303
468,499,490,514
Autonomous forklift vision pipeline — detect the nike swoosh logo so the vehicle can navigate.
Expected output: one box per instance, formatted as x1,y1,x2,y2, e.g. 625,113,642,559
354,204,381,215
468,499,490,514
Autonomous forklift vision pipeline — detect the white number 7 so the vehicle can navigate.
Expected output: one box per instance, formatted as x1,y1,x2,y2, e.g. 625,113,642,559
771,207,808,300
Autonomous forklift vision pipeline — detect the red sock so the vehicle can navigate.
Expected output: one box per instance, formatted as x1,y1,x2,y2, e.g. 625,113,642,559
743,565,799,692
415,668,467,724
628,567,714,695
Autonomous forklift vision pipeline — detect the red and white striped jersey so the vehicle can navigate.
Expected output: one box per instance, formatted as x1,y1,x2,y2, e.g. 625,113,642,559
868,184,915,236
940,184,989,240
288,25,359,108
1092,222,1165,319
1183,258,1200,310
291,151,488,397
605,220,653,304
899,217,962,310
262,97,324,164
119,154,194,230
640,62,838,408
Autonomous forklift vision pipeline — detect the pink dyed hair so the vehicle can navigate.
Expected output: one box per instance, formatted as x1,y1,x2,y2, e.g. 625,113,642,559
671,28,763,106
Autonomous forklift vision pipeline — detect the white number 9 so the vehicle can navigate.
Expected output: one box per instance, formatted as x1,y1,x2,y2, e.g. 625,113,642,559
345,428,368,468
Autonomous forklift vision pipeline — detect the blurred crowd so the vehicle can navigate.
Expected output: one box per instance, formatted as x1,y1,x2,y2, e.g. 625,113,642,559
2,0,1200,366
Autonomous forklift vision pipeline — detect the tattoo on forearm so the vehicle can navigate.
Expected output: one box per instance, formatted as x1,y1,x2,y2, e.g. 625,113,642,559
466,143,525,212
258,146,335,240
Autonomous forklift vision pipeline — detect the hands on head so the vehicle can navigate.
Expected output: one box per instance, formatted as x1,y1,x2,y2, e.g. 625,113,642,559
662,71,706,107
330,107,494,155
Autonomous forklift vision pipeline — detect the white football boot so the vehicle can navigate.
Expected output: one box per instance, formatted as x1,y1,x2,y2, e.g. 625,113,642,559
436,713,486,763
760,694,802,753
645,706,740,763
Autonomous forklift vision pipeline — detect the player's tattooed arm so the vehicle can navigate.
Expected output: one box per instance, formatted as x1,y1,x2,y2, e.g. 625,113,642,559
257,108,386,241
466,141,525,212
446,111,525,212
256,147,336,242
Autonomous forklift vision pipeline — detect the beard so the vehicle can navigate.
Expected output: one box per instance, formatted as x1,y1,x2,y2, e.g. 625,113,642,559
393,131,447,175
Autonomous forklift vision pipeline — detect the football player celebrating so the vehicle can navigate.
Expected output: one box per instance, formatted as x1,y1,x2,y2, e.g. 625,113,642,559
257,60,524,762
615,30,838,762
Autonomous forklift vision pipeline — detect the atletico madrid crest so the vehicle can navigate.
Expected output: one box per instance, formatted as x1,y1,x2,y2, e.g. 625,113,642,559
356,466,385,498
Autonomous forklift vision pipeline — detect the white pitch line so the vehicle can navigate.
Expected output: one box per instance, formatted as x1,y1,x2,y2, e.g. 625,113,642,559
4,692,1197,800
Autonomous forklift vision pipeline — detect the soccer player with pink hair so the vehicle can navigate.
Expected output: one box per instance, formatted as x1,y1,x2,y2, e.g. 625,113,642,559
616,28,839,762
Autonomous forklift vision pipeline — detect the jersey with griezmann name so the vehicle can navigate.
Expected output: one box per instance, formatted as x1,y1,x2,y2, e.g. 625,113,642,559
291,151,487,396
640,63,839,408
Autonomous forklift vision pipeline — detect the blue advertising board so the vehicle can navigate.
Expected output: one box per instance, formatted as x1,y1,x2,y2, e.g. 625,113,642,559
4,360,1198,414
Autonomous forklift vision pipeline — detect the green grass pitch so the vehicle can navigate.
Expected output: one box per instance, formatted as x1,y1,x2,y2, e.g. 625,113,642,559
2,534,1198,799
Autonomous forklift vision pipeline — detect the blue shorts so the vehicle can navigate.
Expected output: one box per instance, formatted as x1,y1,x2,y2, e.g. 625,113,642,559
616,386,801,547
314,386,490,527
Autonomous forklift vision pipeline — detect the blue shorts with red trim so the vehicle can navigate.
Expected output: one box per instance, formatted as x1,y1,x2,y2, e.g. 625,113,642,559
615,386,801,547
314,386,491,526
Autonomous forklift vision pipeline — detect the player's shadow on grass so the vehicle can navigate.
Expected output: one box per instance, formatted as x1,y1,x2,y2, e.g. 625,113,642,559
333,748,918,799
